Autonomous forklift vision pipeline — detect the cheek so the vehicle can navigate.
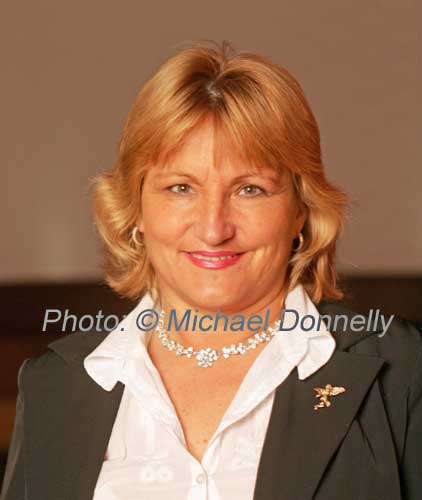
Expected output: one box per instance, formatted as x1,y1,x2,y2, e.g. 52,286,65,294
142,207,181,274
146,220,175,244
142,201,186,245
250,214,296,274
247,204,298,246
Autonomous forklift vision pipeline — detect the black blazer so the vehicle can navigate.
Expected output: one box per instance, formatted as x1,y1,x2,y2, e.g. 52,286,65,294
1,300,422,500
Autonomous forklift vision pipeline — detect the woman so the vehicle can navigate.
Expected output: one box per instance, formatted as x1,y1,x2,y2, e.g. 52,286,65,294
2,40,421,500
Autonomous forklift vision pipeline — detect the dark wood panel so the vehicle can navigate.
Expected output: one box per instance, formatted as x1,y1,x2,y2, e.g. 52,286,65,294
339,275,422,323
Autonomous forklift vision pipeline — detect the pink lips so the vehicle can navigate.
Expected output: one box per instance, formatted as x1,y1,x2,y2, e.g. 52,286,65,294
184,250,245,269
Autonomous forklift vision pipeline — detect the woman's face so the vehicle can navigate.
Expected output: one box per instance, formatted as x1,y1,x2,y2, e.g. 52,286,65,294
139,119,305,312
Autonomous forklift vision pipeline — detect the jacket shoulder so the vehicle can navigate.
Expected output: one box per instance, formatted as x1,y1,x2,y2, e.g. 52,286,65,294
319,300,422,396
321,300,421,351
354,313,421,398
48,330,110,362
19,331,109,396
23,330,109,374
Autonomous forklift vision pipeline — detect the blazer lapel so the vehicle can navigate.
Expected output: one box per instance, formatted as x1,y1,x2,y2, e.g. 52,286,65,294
252,349,384,500
66,379,125,500
252,300,386,500
32,333,125,500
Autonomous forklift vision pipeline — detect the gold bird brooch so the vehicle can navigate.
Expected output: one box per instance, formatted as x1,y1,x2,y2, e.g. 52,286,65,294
314,384,347,410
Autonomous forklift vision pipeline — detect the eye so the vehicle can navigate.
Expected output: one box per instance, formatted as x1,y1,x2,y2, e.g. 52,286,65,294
167,184,194,194
238,184,266,197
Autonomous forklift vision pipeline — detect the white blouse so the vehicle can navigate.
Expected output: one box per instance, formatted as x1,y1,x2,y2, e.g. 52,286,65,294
84,284,336,500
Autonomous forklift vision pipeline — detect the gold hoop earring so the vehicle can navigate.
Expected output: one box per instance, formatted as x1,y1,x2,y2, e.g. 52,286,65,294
131,227,144,247
294,232,304,252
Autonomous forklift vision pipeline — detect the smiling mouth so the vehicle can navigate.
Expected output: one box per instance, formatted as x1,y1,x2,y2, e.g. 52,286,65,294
188,252,244,262
183,251,246,268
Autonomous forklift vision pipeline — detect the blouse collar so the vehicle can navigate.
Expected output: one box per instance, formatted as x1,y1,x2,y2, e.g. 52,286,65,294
83,283,336,391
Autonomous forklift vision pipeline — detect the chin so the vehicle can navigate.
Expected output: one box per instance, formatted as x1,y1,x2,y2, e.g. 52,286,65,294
182,285,248,312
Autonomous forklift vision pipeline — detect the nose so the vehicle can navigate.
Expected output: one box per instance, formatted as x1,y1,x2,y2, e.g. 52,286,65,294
193,191,236,246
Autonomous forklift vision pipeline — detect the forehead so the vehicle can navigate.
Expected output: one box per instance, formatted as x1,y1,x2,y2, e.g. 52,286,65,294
153,118,286,179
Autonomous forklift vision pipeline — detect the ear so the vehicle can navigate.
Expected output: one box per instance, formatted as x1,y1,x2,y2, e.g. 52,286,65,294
295,201,307,235
136,212,145,232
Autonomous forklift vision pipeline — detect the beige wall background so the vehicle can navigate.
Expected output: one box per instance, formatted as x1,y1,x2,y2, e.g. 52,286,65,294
1,1,421,283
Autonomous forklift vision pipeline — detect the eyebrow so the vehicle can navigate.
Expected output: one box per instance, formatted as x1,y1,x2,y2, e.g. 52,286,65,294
155,170,281,183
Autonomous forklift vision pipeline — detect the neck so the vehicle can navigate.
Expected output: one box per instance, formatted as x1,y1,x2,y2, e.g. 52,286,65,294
153,286,288,351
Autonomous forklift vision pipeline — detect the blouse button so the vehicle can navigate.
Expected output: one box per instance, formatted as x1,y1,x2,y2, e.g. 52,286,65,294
196,473,206,484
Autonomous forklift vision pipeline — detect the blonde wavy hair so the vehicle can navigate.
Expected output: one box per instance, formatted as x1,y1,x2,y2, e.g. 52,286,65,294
90,39,349,304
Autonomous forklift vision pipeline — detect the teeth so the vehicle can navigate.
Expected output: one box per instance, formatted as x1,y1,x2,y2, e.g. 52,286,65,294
191,253,238,261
